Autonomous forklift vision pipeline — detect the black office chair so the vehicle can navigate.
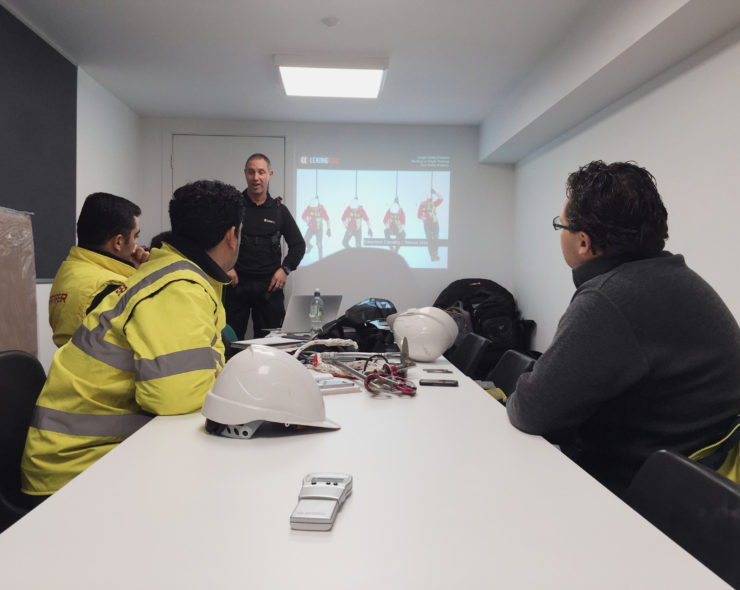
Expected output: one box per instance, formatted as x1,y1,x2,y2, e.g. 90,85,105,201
0,350,46,532
623,449,740,588
444,332,493,379
484,349,536,399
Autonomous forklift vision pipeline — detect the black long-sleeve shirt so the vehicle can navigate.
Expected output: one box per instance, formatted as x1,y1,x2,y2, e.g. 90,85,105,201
234,192,306,280
506,252,740,494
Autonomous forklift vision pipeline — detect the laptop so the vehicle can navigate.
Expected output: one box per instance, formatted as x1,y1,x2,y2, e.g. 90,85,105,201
272,294,343,337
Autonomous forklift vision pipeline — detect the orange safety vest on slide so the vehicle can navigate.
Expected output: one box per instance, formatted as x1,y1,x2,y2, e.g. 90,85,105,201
417,198,442,223
302,205,329,230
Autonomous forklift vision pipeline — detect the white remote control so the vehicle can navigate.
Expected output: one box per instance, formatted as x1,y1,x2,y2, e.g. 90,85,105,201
290,473,353,531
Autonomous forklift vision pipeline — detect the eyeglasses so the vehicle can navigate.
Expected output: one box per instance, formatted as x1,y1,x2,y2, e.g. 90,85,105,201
552,215,575,231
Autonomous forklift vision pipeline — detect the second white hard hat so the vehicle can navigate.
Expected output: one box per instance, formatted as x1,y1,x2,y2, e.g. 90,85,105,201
387,306,458,362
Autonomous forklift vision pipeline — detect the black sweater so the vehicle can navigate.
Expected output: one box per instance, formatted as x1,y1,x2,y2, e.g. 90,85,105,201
507,252,740,494
235,192,306,280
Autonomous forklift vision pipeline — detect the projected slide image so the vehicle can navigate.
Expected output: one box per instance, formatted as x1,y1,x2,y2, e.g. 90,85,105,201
296,169,450,269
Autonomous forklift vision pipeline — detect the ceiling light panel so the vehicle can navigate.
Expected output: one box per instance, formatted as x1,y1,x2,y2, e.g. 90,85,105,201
275,55,388,99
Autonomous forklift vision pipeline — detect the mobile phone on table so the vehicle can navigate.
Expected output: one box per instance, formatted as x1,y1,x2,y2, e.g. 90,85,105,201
419,379,458,387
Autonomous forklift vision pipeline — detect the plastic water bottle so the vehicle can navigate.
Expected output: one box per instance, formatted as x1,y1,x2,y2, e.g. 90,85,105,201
309,289,324,335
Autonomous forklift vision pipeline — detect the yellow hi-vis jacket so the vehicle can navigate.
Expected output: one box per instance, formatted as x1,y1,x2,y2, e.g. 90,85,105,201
22,241,228,495
49,246,136,347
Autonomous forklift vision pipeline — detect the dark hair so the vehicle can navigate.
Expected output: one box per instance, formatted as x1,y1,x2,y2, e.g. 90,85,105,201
77,193,141,249
149,231,174,250
169,180,244,250
244,153,271,170
565,160,669,256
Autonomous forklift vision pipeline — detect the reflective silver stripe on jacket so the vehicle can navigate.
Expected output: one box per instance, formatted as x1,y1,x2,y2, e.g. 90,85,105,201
72,260,215,374
135,346,221,381
30,406,153,438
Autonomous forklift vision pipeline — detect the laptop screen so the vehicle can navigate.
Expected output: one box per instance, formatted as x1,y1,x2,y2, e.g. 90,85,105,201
276,294,343,334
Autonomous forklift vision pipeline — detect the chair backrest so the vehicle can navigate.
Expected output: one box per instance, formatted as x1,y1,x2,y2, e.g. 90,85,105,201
444,332,492,378
485,349,536,397
623,449,740,588
0,350,46,530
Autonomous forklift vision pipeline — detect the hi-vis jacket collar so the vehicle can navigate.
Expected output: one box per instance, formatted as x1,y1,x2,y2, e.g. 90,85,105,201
79,246,136,268
165,233,231,283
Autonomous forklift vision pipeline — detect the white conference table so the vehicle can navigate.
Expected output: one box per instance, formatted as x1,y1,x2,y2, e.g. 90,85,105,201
0,359,729,589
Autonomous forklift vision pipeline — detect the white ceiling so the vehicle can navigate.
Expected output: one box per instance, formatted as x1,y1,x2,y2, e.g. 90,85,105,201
3,0,596,124
4,0,740,162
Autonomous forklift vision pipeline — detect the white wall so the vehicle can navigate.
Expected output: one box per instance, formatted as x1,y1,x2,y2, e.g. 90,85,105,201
514,26,740,352
75,70,141,215
49,26,740,365
138,118,516,314
36,68,141,372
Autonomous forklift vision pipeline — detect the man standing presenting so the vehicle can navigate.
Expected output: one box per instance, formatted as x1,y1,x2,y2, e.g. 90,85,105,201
224,153,305,339
506,161,740,495
22,180,244,497
48,193,149,347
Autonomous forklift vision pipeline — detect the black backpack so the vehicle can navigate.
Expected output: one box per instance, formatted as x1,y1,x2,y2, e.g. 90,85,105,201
434,278,535,370
318,298,398,353
442,300,474,347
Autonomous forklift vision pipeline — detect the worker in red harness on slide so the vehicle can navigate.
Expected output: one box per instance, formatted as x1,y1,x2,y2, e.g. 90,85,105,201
417,188,443,261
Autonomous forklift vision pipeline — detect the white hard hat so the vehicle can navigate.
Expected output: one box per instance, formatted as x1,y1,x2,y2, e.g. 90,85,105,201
202,344,340,438
387,306,458,362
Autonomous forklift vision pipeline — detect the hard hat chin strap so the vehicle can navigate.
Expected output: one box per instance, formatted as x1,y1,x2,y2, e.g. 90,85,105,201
217,420,265,439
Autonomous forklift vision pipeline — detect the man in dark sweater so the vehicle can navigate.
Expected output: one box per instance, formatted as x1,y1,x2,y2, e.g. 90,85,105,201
223,153,305,339
506,160,740,495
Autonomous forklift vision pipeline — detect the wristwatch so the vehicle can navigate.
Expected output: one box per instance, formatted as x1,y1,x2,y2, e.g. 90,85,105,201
281,264,291,275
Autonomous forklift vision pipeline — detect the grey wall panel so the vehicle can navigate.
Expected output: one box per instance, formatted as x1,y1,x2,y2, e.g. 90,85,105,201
0,5,76,280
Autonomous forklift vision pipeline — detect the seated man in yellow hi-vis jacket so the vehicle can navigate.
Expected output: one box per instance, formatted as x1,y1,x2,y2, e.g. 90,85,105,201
22,180,244,497
48,192,150,347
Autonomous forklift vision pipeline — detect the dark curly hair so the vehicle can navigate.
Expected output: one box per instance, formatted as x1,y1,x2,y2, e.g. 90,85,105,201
565,160,668,257
169,180,245,250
